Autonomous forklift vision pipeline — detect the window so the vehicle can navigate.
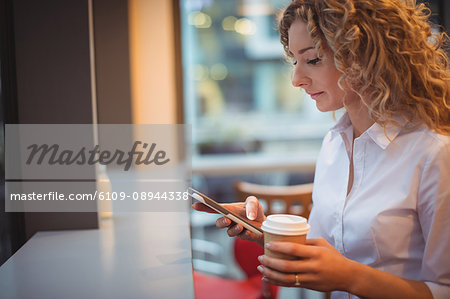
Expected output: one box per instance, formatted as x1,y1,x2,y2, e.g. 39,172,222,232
180,0,337,177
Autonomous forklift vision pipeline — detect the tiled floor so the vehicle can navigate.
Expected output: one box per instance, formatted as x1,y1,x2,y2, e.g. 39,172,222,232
190,210,325,299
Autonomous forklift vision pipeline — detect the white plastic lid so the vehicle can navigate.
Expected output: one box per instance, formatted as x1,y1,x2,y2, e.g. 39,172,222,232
261,214,310,236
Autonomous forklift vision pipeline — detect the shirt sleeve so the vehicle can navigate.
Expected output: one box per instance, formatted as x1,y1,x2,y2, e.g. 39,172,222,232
425,282,450,299
417,137,450,299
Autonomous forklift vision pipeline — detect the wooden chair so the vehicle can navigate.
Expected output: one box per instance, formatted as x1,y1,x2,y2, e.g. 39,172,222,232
234,181,314,219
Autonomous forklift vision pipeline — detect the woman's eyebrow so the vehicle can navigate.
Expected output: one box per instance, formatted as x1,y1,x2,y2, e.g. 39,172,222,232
298,46,314,54
288,46,314,56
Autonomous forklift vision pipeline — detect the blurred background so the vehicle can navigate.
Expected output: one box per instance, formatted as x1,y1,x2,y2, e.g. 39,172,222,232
182,0,333,202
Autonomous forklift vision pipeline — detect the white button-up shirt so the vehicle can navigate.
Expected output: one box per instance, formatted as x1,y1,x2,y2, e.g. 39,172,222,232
308,113,450,299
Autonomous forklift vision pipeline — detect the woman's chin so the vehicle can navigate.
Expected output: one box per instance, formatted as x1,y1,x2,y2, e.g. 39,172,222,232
316,104,332,112
315,101,344,112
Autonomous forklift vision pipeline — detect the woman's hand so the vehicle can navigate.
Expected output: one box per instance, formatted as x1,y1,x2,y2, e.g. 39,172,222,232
258,238,434,298
257,238,354,292
192,196,266,244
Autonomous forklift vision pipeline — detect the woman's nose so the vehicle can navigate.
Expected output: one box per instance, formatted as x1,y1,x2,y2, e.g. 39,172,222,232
291,65,310,87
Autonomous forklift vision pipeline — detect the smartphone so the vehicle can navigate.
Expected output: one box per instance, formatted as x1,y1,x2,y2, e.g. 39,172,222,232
188,187,263,236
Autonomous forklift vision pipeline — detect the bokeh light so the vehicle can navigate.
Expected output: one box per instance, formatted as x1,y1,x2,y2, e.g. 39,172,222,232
188,11,212,29
210,63,228,80
234,18,256,35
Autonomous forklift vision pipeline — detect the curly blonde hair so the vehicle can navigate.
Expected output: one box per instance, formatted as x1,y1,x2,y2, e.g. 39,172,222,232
279,0,450,134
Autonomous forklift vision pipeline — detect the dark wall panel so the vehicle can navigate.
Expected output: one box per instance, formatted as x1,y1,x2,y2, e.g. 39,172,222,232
0,0,26,266
13,0,98,238
14,0,93,124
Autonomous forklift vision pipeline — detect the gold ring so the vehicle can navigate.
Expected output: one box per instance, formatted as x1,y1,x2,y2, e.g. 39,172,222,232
295,273,300,286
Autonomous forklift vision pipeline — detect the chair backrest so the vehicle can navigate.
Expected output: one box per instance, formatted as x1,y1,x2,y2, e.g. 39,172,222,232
233,238,279,299
234,181,314,219
233,237,264,278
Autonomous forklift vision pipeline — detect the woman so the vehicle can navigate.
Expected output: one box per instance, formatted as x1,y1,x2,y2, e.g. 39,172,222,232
193,0,450,298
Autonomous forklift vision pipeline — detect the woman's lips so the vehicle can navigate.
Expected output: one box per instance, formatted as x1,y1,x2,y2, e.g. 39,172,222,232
308,91,324,100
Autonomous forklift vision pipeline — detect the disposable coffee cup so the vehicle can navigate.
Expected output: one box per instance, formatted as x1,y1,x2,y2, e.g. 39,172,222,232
261,214,310,260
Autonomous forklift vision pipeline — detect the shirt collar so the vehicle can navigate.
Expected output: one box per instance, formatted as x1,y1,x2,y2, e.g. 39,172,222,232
366,120,403,150
329,112,403,150
329,112,352,136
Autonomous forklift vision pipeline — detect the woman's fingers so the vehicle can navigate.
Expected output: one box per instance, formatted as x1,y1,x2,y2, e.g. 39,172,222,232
194,199,264,242
227,224,244,237
257,265,295,284
258,255,317,273
261,274,317,288
217,217,254,239
245,196,259,220
258,238,347,292
237,229,256,241
221,202,245,212
258,265,317,286
215,216,231,228
305,238,328,247
266,242,317,259
216,214,260,241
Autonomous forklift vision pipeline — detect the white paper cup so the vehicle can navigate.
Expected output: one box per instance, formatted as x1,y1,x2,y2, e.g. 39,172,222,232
261,214,310,260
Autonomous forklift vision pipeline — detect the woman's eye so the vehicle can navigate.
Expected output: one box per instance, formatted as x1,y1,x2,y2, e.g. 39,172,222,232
307,57,321,65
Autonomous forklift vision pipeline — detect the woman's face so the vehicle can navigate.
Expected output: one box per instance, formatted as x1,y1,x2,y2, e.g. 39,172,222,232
288,20,351,112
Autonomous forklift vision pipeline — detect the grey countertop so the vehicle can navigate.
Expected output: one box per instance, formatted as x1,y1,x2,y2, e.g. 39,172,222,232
0,212,194,299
